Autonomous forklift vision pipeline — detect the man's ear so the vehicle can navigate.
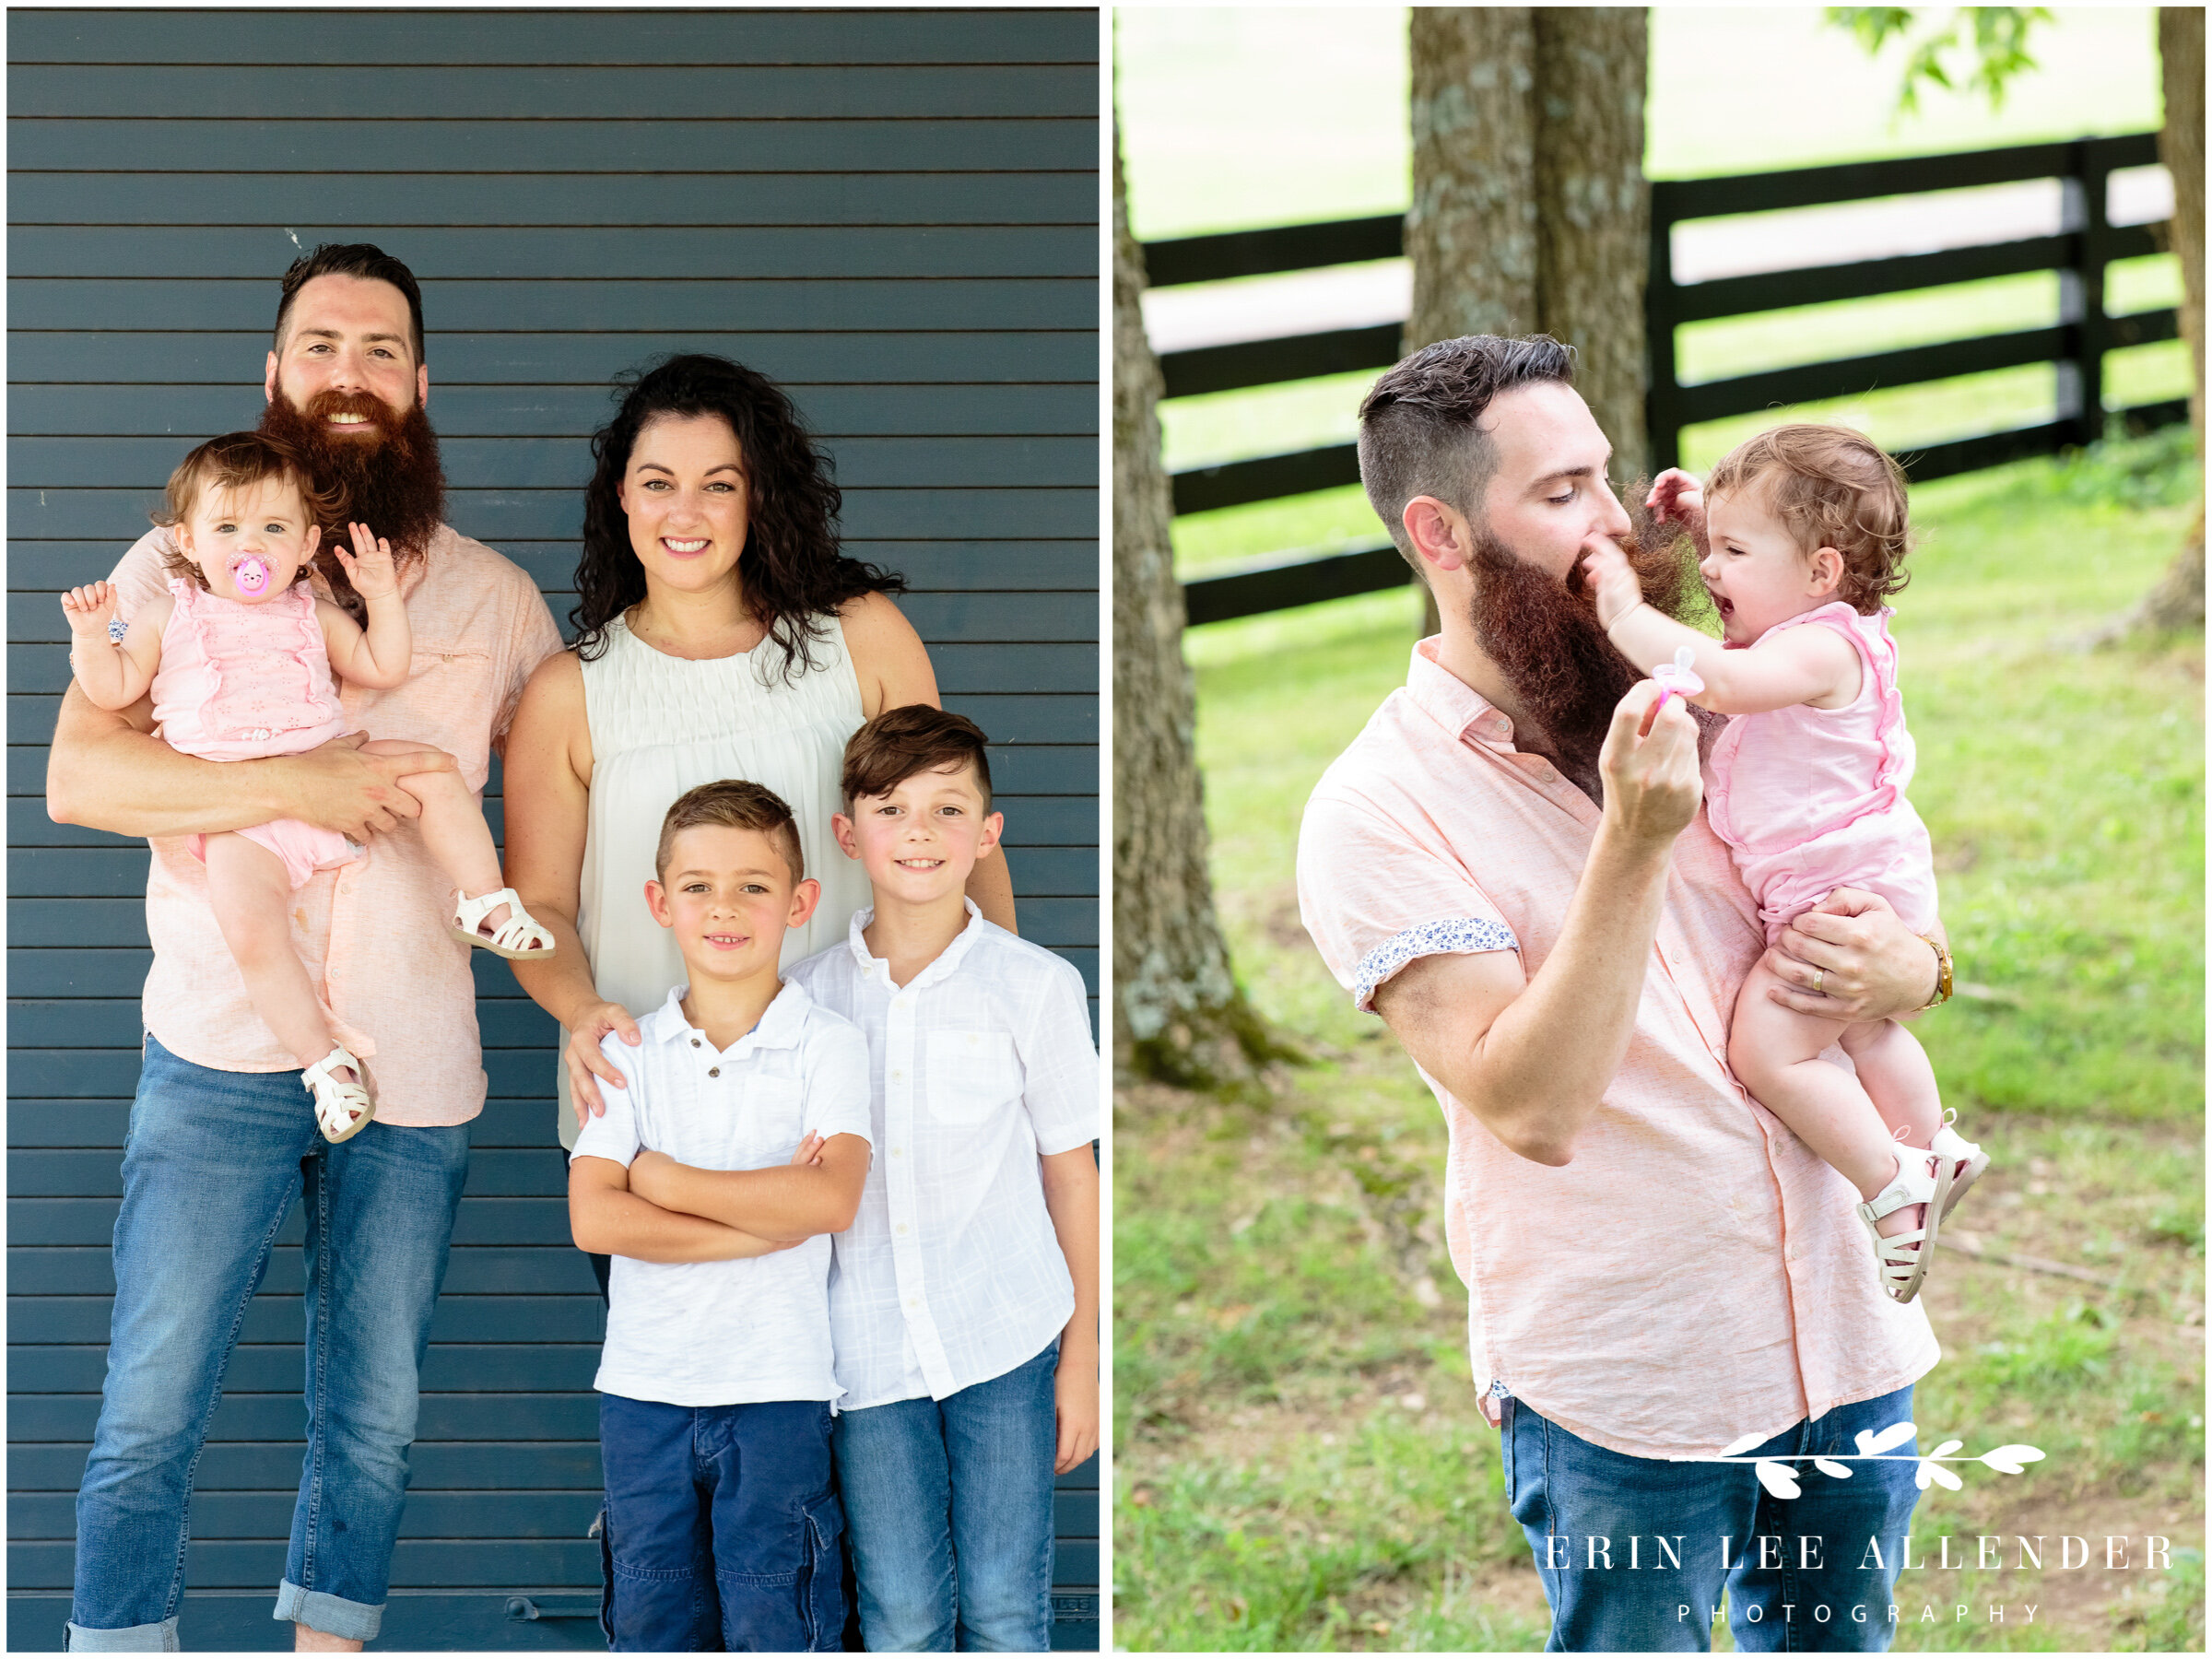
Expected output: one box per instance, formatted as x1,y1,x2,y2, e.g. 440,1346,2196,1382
417,361,429,410
1402,496,1472,577
1807,546,1844,596
265,350,280,404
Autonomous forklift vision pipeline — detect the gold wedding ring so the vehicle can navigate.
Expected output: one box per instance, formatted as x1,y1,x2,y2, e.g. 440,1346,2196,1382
1812,969,1825,995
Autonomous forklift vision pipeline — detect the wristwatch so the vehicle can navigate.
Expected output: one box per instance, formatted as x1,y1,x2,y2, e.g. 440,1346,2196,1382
1919,934,1954,1009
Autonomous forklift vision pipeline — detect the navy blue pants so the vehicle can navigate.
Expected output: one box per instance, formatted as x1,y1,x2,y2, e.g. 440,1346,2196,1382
597,1394,846,1653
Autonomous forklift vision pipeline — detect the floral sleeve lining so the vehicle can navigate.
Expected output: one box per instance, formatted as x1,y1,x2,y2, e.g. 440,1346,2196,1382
1352,917,1519,1012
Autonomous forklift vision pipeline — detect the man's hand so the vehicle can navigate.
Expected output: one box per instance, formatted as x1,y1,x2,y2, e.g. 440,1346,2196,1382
1596,680,1702,844
1579,536,1645,631
1053,1344,1100,1475
1764,888,1942,1021
1646,468,1708,553
61,581,123,641
567,1000,644,1125
288,732,457,841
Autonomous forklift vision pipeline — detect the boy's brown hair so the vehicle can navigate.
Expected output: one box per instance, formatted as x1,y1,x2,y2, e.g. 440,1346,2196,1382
152,431,343,591
654,779,806,886
841,705,993,810
1704,424,1912,614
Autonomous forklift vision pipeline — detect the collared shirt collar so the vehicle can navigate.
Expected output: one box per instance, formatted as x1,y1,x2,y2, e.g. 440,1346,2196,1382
843,898,987,994
1405,635,1519,750
641,979,813,1056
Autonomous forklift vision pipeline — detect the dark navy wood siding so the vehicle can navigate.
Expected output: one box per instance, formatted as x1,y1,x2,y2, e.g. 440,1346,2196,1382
7,9,1100,1649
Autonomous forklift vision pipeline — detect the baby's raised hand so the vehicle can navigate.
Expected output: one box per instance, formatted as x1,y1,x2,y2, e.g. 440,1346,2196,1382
1579,536,1644,630
1646,469,1707,546
60,582,122,640
335,523,399,600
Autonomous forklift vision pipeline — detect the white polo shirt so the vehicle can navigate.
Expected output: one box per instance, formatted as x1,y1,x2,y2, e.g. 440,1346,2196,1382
788,903,1099,1410
571,981,873,1408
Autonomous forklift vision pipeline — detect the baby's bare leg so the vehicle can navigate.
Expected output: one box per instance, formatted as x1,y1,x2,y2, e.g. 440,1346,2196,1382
1730,959,1908,1221
359,739,506,919
204,832,338,1073
1836,1018,1942,1151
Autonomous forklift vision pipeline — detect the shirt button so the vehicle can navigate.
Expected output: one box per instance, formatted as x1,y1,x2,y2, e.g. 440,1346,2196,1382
708,1066,720,1077
896,1223,909,1235
889,1146,902,1158
906,1298,919,1309
691,1039,700,1048
892,1069,904,1082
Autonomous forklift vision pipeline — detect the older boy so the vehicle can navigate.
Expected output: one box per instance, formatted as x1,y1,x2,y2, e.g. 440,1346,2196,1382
789,705,1100,1653
568,781,872,1653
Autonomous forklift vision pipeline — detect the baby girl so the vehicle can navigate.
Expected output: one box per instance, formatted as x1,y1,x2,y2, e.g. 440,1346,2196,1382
62,430,554,1142
1581,424,1986,1304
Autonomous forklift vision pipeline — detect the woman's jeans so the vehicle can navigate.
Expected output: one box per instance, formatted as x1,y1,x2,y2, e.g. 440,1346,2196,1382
67,1035,470,1651
1501,1384,1924,1653
832,1339,1060,1652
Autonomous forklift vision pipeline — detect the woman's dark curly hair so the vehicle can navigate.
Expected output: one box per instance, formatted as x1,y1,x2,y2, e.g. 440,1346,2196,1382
571,354,904,677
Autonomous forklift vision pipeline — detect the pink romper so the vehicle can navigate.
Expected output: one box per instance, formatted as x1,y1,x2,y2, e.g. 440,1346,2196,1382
1704,600,1938,947
149,577,361,889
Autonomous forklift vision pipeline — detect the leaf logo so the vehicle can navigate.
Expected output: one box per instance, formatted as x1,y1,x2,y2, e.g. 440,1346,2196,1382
1677,1420,2044,1499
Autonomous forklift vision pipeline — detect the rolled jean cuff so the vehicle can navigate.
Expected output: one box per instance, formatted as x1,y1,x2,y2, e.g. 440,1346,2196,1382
274,1580,382,1642
64,1618,181,1653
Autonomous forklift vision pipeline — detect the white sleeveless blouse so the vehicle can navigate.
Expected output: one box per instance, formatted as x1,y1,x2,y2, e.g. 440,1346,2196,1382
557,611,870,1148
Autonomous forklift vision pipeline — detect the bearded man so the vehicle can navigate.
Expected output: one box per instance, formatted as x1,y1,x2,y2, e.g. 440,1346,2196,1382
1297,335,1950,1653
48,244,561,1653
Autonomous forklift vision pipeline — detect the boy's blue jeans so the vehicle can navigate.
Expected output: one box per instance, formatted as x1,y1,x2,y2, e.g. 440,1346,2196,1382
1502,1384,1924,1653
596,1393,846,1652
831,1339,1059,1652
68,1034,469,1651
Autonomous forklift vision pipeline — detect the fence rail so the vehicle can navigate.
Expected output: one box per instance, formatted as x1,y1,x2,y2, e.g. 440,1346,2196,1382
1147,132,2184,628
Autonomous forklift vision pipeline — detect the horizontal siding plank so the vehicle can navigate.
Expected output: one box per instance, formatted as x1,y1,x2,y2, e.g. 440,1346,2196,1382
10,544,1100,596
8,277,1097,334
7,9,1100,66
9,1197,580,1248
8,65,1098,121
6,330,1100,387
14,1342,603,1394
10,486,1100,543
8,119,1098,175
9,1147,569,1198
6,1099,575,1152
9,1439,600,1491
9,383,1097,439
8,433,1098,490
11,1247,598,1300
6,1536,1097,1593
10,1292,602,1344
10,171,1095,230
11,226,1098,282
9,1388,603,1442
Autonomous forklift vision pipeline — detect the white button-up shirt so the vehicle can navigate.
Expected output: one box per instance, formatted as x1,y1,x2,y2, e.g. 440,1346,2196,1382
788,902,1099,1409
571,982,873,1408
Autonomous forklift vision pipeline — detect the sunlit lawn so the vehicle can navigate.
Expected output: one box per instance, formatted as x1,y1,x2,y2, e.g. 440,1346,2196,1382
1112,437,2206,1653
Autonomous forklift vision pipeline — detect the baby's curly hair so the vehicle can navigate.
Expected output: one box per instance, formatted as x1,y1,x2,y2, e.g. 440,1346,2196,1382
152,431,341,591
1704,424,1912,614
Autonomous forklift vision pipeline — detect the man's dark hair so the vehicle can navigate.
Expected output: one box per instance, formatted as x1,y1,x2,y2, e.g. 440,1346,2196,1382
841,704,993,811
274,243,426,364
655,778,805,887
1357,335,1576,575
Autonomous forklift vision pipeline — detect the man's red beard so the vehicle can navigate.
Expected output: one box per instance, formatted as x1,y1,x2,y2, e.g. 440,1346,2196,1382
1466,479,1716,797
260,387,445,606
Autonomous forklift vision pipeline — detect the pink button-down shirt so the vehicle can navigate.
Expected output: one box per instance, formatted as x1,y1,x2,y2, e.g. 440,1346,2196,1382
113,525,562,1127
1297,638,1938,1461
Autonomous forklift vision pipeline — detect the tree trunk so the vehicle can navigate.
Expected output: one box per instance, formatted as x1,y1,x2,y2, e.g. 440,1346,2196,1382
1111,127,1280,1090
1403,8,1653,636
1533,7,1652,483
2136,7,2205,634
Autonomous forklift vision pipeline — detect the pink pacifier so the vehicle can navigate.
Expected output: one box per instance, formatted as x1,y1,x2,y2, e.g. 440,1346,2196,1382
1650,645,1704,715
231,556,272,597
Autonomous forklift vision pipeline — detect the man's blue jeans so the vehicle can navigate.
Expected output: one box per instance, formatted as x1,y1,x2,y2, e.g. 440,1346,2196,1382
596,1394,846,1652
1502,1385,1924,1652
831,1339,1059,1652
68,1034,470,1651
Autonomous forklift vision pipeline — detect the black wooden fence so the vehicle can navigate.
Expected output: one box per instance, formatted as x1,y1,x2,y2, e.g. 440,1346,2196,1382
1149,132,2184,627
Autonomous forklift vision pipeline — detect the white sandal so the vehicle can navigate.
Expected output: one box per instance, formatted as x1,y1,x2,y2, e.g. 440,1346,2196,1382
303,1045,375,1144
1856,1147,1953,1304
1931,1112,1989,1224
451,887,557,959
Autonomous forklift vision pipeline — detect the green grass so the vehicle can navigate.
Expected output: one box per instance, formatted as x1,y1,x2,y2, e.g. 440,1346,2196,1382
1113,435,2204,1653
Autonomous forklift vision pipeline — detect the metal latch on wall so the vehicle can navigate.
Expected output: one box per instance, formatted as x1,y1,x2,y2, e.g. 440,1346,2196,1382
506,1595,599,1621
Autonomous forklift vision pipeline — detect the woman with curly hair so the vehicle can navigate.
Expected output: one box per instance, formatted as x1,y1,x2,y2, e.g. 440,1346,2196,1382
503,355,1017,1220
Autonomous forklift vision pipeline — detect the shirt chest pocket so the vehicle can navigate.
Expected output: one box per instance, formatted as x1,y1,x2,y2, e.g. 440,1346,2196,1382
924,1030,1021,1125
731,1075,807,1167
388,642,496,786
